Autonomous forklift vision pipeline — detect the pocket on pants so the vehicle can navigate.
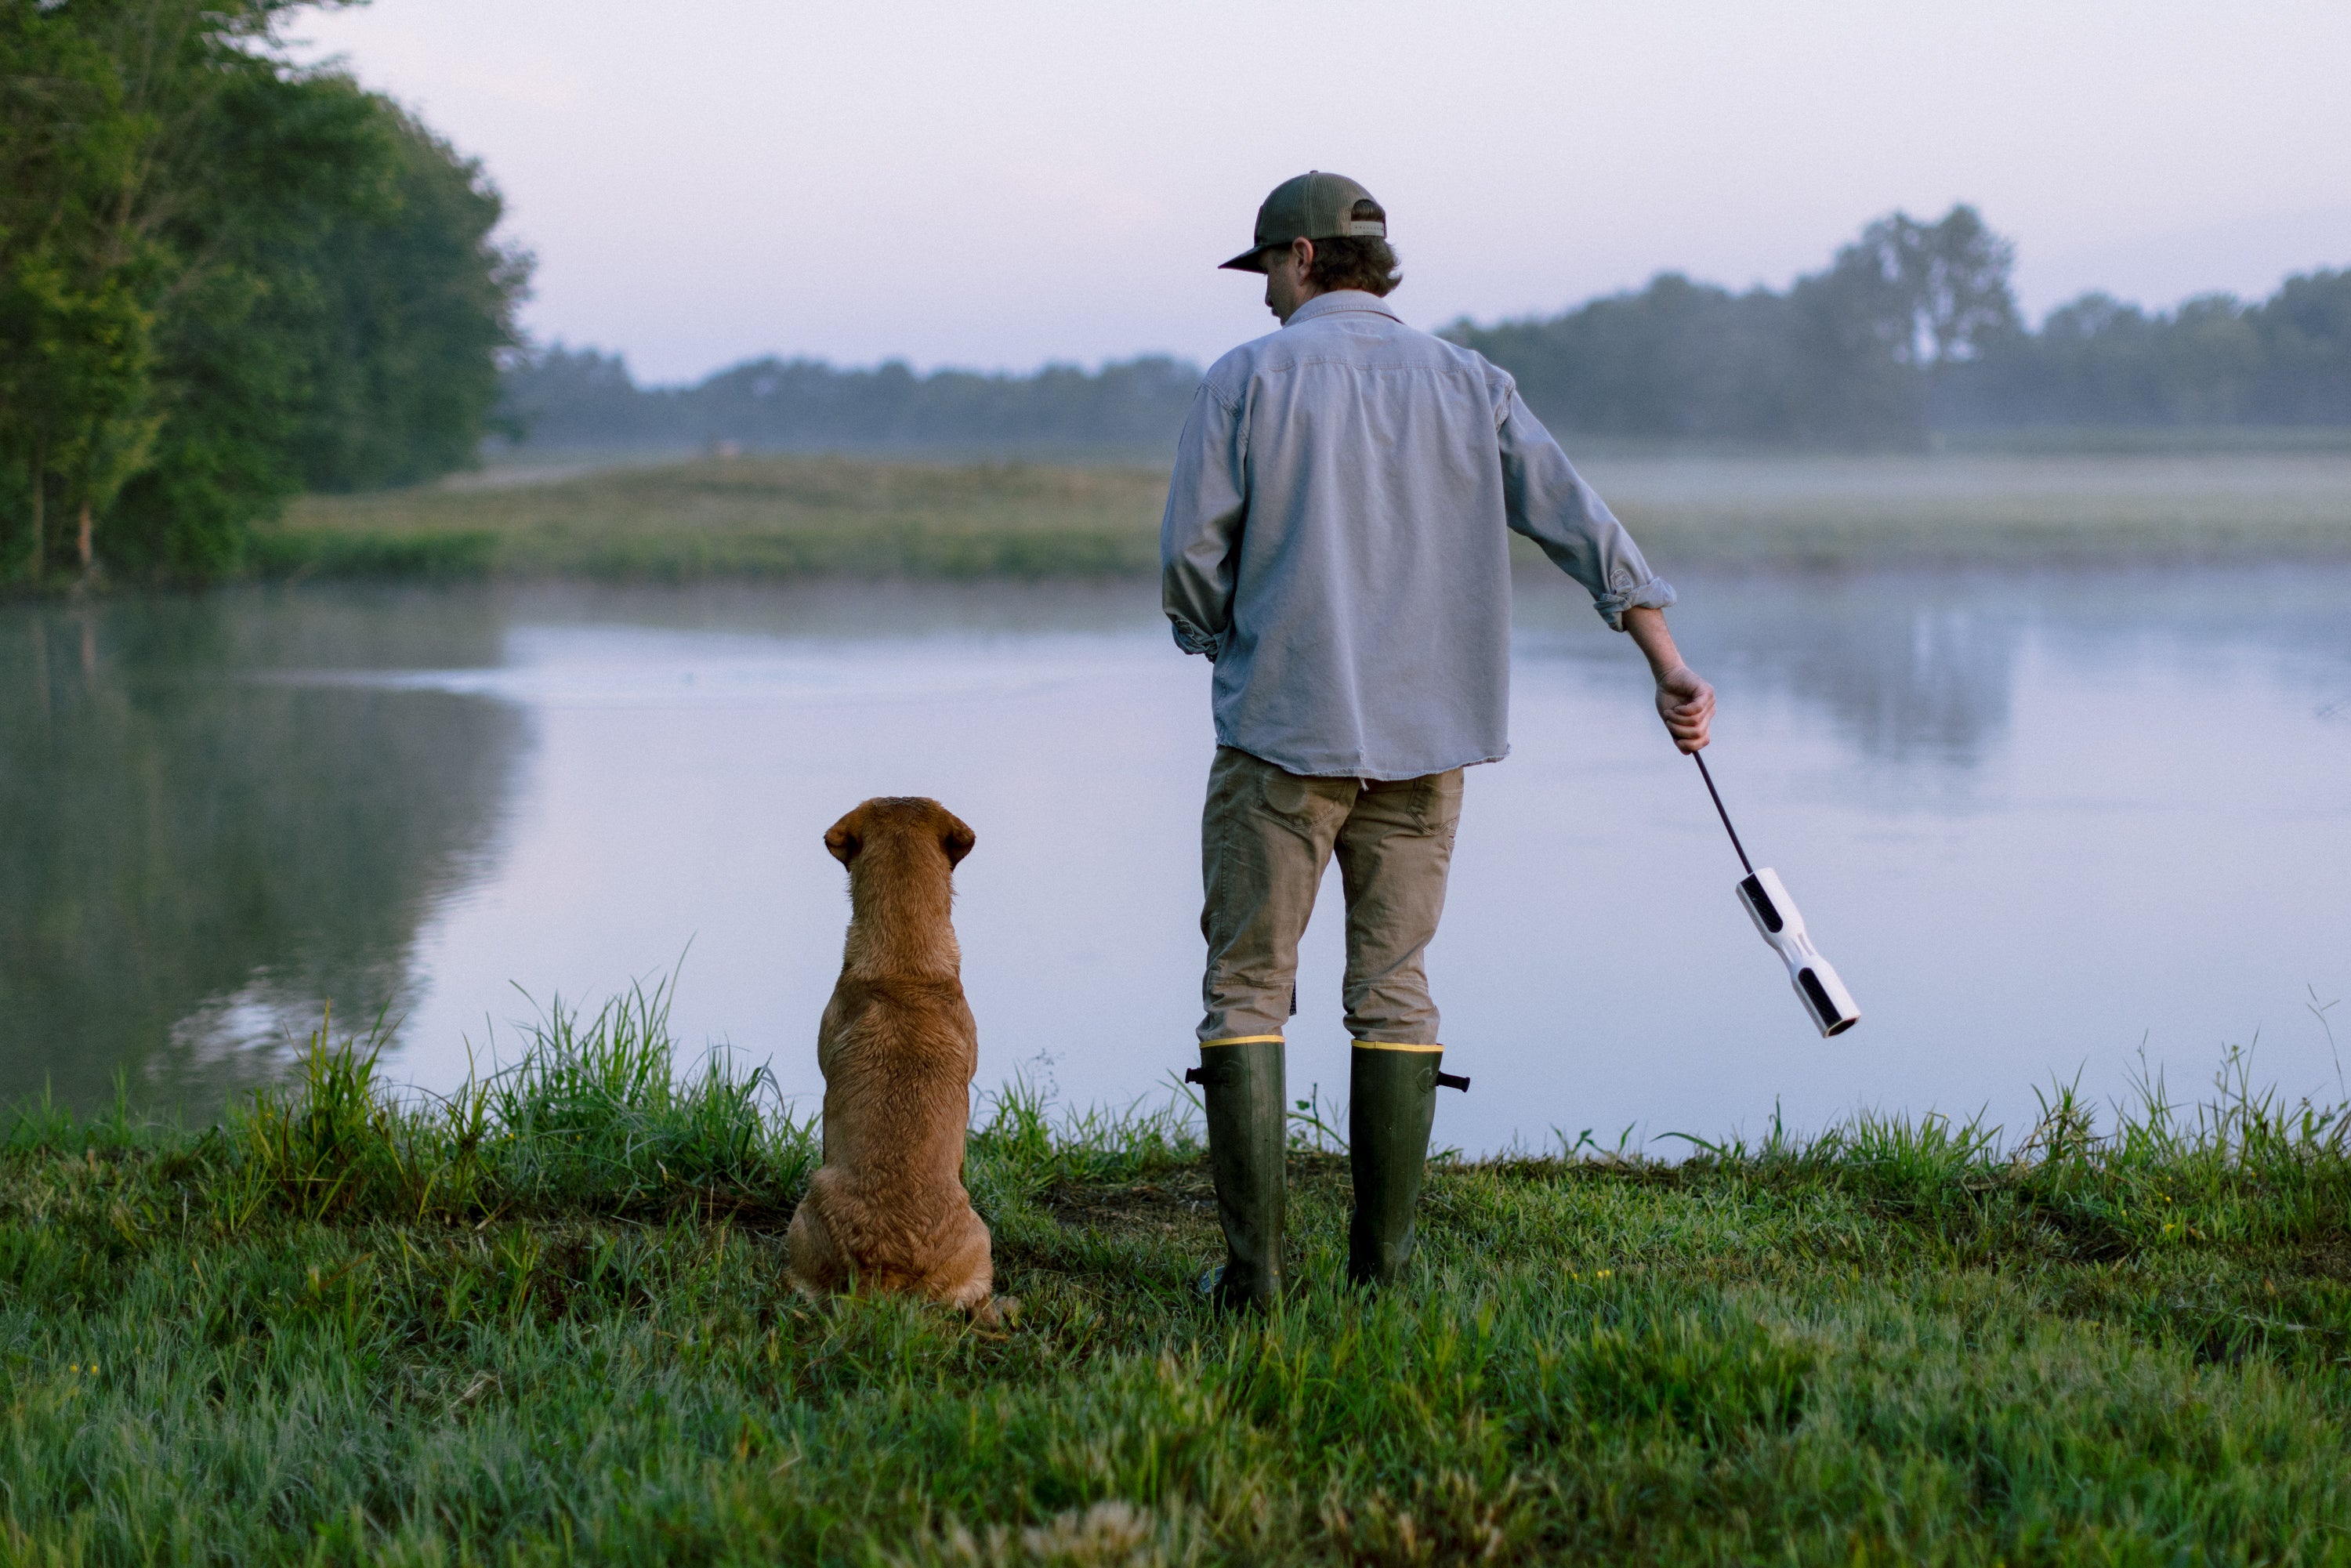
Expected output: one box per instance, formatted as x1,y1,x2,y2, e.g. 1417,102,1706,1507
1406,770,1465,836
1259,765,1347,827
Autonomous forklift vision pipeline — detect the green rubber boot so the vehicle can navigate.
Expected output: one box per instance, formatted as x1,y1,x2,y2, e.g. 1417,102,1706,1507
1186,1038,1287,1310
1346,1045,1462,1287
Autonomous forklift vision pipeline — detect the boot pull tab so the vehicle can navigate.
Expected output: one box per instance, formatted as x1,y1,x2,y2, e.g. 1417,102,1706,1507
1436,1071,1470,1092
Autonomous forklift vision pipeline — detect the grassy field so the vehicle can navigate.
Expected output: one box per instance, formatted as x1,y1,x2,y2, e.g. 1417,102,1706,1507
266,456,1172,581
11,984,2351,1564
263,448,2351,583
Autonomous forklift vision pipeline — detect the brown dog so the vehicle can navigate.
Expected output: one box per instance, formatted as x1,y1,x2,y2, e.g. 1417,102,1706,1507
786,796,1002,1322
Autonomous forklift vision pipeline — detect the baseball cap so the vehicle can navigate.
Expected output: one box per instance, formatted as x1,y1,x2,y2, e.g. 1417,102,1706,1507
1219,171,1387,272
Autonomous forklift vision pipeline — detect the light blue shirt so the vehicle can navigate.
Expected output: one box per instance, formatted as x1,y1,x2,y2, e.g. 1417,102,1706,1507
1160,290,1675,780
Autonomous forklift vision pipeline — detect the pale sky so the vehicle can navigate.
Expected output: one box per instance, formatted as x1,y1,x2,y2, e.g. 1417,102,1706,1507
294,0,2351,385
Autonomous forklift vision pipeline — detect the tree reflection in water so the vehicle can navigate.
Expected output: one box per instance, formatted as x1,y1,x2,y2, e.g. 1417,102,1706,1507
0,590,523,1120
1520,563,2351,773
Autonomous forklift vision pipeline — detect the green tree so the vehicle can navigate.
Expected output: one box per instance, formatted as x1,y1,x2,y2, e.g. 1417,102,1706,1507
1439,205,2019,448
2249,269,2351,423
1784,205,2020,444
0,1,176,581
0,0,527,586
0,259,161,580
1844,205,2020,367
1942,269,2349,431
100,60,509,577
95,34,379,579
284,105,531,492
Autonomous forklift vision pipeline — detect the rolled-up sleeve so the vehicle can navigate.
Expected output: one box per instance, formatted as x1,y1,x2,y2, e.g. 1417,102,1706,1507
1496,387,1675,630
1161,382,1248,658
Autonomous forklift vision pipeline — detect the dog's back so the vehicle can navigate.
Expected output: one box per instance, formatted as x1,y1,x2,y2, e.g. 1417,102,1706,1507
787,798,998,1318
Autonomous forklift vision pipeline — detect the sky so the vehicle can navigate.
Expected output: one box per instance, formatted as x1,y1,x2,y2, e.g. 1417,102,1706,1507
292,0,2351,386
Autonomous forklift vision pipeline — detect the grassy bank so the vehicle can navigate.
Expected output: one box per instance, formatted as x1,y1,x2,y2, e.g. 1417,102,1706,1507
1596,449,2351,569
11,987,2351,1563
266,456,1170,582
263,449,2351,583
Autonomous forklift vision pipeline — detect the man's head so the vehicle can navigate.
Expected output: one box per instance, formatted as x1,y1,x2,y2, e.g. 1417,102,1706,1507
1221,171,1402,321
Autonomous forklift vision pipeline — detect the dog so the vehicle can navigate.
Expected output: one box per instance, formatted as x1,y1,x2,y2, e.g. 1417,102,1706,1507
785,796,1004,1324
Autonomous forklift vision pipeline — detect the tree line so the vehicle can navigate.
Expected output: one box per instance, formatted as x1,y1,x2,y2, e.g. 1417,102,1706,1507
1445,206,2351,443
1,0,527,585
501,347,1202,453
1937,273,2351,429
510,205,2349,457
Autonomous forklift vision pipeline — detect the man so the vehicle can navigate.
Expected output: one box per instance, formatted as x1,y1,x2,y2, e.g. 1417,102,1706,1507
1162,172,1715,1309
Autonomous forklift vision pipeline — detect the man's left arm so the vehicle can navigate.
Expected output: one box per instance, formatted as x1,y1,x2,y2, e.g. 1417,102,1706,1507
1498,386,1713,751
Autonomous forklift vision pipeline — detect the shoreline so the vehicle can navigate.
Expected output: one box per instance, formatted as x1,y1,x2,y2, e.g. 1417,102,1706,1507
7,996,2349,1561
245,449,2351,585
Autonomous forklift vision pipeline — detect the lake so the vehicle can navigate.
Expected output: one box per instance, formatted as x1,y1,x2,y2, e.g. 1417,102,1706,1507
5,567,2348,1154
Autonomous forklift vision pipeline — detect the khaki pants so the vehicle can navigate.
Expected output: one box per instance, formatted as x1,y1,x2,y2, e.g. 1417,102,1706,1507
1197,746,1465,1046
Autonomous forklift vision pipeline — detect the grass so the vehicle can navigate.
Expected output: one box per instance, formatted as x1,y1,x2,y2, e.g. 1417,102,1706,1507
10,987,2351,1564
266,455,1170,583
261,448,2351,583
1592,449,2351,569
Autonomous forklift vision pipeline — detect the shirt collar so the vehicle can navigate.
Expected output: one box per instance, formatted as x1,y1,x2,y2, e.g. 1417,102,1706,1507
1284,290,1403,328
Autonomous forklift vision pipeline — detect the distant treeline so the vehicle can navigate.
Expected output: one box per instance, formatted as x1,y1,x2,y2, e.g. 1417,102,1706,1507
510,205,2351,455
1,0,527,585
1938,278,2351,430
1448,208,2351,443
502,349,1201,453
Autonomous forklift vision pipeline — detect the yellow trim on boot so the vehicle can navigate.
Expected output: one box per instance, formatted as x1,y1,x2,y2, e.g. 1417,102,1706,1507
1203,1034,1285,1047
1353,1041,1443,1052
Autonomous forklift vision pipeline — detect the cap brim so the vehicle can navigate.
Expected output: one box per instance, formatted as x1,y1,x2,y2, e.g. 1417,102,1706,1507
1218,246,1270,273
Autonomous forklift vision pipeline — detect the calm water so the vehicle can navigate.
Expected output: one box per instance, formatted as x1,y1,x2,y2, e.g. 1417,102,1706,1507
5,569,2349,1153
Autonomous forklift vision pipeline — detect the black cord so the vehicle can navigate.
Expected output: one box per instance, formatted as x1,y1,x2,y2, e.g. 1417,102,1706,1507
1692,751,1754,877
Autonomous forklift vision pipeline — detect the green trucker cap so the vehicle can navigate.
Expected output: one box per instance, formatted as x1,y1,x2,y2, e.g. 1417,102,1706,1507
1219,171,1387,271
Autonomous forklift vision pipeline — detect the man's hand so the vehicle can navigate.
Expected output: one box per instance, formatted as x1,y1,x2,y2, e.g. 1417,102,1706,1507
1654,664,1715,754
1622,605,1715,753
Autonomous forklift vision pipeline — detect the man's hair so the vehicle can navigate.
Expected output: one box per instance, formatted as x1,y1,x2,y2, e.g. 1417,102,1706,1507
1304,199,1401,296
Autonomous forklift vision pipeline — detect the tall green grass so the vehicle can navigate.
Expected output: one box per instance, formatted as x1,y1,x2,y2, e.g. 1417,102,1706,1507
6,990,2351,1564
177,977,824,1230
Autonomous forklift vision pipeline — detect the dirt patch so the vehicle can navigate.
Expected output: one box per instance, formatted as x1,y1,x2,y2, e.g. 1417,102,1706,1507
1040,1168,1218,1244
1037,1154,1358,1246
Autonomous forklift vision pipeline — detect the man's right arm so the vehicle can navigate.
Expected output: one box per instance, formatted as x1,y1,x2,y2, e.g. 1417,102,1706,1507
1624,604,1715,754
1160,383,1248,660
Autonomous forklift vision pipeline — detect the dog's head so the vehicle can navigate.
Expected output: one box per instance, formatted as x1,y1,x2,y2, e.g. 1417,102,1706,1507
824,796,976,874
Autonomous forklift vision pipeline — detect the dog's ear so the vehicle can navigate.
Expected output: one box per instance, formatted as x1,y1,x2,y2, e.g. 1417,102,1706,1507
824,819,861,864
940,815,976,867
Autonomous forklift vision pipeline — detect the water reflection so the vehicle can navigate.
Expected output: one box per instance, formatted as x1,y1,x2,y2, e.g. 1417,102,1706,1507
0,593,523,1117
1526,564,2351,770
2,570,2346,1150
1731,596,2018,766
1514,572,2020,767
